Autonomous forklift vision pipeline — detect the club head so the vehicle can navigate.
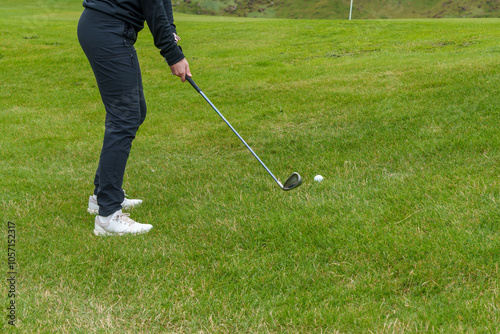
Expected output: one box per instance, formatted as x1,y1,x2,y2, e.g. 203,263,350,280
282,172,303,191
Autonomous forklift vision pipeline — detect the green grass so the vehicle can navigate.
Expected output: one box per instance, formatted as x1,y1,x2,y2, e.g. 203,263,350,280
1,1,500,332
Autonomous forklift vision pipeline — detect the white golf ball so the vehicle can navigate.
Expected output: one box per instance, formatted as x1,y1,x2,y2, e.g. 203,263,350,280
314,175,324,182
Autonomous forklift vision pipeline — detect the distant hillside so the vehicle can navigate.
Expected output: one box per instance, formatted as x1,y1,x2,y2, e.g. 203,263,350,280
173,0,500,19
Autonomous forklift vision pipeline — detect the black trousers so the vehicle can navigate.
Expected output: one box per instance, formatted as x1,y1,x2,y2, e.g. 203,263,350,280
78,8,147,216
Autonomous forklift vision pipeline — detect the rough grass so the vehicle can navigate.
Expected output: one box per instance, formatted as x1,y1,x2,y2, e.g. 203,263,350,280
173,0,500,19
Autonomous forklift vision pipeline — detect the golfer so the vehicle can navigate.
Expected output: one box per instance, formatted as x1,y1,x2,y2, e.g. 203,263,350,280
78,0,191,235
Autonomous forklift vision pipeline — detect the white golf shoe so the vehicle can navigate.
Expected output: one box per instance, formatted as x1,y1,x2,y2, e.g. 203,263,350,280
94,210,153,236
87,192,142,215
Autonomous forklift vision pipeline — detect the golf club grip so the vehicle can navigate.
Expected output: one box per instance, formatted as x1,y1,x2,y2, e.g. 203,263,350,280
186,76,202,93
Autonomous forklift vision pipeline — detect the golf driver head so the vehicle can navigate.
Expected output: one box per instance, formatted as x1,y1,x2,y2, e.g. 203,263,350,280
282,172,302,191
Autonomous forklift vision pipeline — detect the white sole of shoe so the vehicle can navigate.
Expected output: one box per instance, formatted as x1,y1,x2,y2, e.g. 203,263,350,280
94,224,121,236
93,224,152,236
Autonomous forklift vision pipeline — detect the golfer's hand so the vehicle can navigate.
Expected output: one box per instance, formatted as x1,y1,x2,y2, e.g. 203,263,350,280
173,33,181,44
170,58,191,82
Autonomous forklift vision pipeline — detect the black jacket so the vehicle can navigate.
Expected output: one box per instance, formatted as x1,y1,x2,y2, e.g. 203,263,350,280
82,0,184,65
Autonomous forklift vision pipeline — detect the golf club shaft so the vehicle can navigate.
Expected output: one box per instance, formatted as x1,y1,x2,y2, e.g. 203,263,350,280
186,76,284,188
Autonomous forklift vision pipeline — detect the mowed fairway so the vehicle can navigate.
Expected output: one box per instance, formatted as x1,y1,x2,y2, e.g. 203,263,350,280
1,1,500,332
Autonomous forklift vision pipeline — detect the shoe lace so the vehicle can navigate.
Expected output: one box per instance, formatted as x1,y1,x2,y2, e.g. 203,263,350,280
118,212,136,226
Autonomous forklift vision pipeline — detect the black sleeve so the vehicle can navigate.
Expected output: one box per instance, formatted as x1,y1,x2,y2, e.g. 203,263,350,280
163,0,177,33
141,0,184,65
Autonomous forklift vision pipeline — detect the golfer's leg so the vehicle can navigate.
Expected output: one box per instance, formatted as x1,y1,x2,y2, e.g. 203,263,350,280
92,53,145,199
78,9,144,217
94,51,144,216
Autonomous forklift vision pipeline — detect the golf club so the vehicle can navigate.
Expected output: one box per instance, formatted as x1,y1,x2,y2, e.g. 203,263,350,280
186,76,302,191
